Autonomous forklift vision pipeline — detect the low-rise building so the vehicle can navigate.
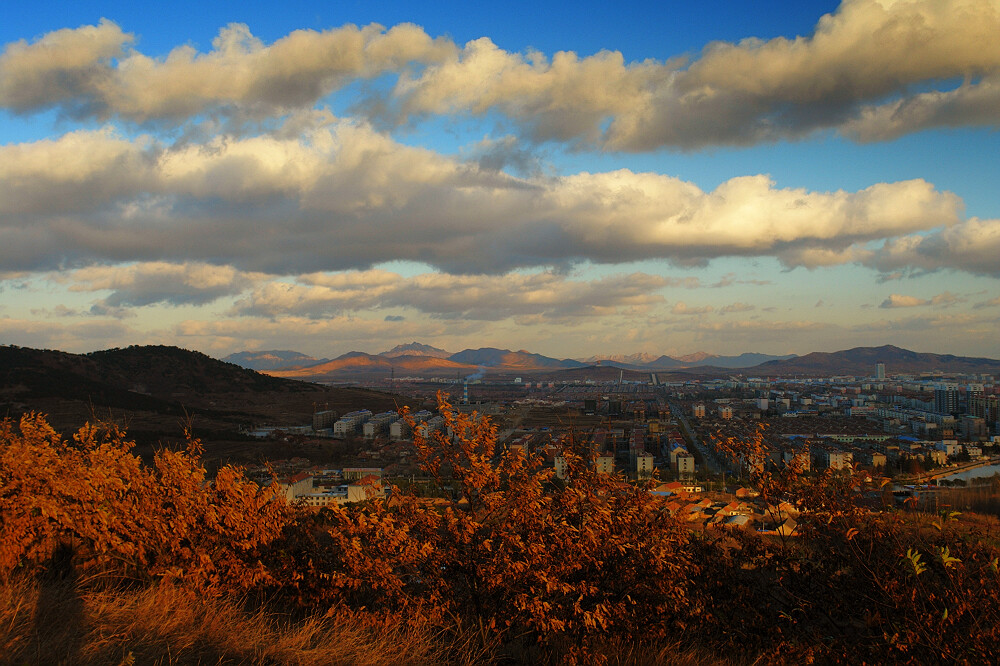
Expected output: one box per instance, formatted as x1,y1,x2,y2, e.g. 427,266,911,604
333,410,373,436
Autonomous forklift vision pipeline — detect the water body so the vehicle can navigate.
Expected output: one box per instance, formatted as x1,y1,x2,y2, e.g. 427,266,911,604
936,463,1000,484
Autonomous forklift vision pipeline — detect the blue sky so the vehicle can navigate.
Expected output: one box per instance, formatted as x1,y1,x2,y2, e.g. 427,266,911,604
1,0,998,360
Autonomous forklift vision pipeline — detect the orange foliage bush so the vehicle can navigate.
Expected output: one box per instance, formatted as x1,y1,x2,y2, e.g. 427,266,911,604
5,399,1000,664
0,413,287,590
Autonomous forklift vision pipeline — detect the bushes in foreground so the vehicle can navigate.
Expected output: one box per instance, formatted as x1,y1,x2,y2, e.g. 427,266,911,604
3,397,1000,664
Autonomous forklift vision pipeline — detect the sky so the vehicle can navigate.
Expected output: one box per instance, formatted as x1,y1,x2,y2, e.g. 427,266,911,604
1,0,999,361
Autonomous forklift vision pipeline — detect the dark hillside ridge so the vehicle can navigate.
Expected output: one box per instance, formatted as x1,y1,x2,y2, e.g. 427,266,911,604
87,345,300,395
1,345,399,438
753,344,1000,376
448,347,586,369
224,350,328,371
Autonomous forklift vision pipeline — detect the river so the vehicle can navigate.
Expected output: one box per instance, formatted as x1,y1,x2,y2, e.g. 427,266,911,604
935,461,1000,483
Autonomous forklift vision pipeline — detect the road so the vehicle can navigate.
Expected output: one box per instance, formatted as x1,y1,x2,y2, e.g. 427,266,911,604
670,404,724,474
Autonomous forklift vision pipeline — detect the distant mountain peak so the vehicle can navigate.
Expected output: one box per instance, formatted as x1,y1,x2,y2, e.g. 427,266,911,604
675,351,717,363
380,342,451,359
581,352,659,365
224,349,327,371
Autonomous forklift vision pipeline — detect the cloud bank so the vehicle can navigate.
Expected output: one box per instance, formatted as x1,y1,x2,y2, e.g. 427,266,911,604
3,1,999,146
0,123,966,275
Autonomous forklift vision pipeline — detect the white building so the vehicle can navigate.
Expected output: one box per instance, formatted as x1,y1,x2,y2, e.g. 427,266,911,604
675,452,695,479
936,440,962,457
595,455,615,475
333,410,372,437
363,411,400,439
636,453,655,480
276,472,313,503
825,451,854,470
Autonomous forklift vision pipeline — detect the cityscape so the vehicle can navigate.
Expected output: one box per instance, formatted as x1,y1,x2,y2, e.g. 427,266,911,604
234,350,1000,512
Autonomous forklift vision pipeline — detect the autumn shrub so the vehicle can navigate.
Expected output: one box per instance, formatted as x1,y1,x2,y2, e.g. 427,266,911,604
7,401,1000,664
0,413,288,590
701,425,1000,664
256,397,699,662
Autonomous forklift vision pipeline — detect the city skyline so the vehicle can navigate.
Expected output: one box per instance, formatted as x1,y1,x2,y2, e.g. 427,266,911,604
1,0,999,360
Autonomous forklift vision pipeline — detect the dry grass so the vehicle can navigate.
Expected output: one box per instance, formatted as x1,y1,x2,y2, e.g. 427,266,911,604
0,576,451,666
1,575,734,666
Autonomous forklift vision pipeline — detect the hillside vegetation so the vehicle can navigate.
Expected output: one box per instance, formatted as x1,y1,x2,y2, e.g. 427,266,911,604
3,396,1000,664
0,345,400,443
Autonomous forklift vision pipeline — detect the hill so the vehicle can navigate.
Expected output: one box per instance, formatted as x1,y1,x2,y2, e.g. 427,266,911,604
224,350,328,371
0,345,399,443
581,351,797,370
380,342,452,359
448,347,586,370
267,351,478,380
580,352,660,365
752,344,1000,376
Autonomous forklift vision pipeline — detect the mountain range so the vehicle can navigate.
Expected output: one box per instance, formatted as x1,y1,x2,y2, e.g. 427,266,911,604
225,343,1000,379
752,345,1000,377
223,350,330,371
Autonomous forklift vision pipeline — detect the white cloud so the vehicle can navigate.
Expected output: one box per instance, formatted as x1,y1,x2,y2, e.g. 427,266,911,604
0,21,454,122
0,19,131,114
880,293,929,308
844,75,1000,142
0,125,963,274
0,315,134,351
4,2,999,146
879,291,964,309
719,302,756,314
390,0,1000,149
63,261,265,306
867,217,1000,277
232,270,668,320
671,302,714,315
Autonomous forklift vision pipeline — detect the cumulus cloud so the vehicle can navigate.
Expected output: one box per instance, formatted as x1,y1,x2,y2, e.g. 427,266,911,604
880,294,929,308
0,124,963,274
232,270,667,320
389,0,1000,149
172,315,487,356
708,273,772,288
0,315,134,351
879,291,964,309
0,20,454,122
973,296,1000,309
844,76,1000,142
610,0,1000,149
719,302,756,314
0,19,131,115
4,2,999,146
466,135,543,176
62,261,265,306
851,311,997,338
671,302,713,315
866,217,1000,277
